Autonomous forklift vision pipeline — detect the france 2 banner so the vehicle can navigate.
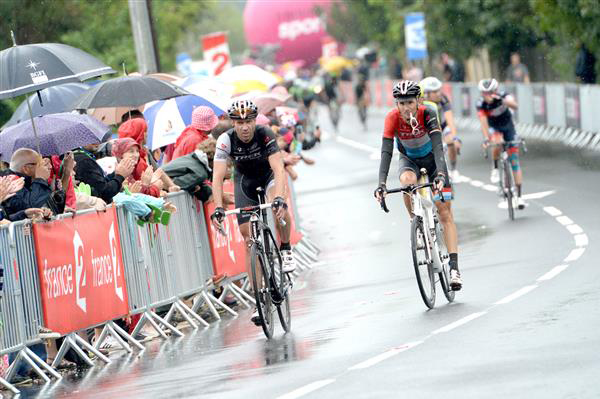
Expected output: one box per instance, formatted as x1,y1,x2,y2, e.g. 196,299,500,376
202,32,232,76
33,208,129,334
203,180,247,278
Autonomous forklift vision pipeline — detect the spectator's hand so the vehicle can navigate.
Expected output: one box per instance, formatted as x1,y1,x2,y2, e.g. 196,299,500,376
0,176,25,201
35,159,51,181
9,176,25,194
141,166,153,185
24,208,45,220
0,177,10,202
168,185,181,193
284,153,301,166
129,180,142,193
115,158,136,179
61,152,75,178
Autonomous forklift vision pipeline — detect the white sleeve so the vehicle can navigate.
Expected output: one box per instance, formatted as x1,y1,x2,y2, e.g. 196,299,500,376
214,133,231,163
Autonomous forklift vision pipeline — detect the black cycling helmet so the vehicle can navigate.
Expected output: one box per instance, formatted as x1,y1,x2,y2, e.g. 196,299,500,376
227,100,258,120
392,80,421,99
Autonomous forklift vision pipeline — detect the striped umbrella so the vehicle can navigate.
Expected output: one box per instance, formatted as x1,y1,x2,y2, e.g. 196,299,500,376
143,95,225,150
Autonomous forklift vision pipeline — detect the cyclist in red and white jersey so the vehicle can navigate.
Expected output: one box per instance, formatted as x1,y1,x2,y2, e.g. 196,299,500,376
374,80,462,290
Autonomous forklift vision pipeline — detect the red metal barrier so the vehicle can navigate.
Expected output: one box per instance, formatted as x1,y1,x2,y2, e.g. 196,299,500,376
33,208,129,335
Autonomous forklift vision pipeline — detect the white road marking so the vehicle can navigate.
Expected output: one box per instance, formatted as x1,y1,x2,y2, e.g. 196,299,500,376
470,180,484,187
347,341,423,370
537,265,569,281
336,135,378,154
521,190,556,200
564,247,586,262
432,312,487,334
566,224,583,235
556,215,574,226
369,152,381,160
483,184,498,192
459,176,472,183
543,206,562,216
276,379,337,399
574,234,589,247
494,285,538,305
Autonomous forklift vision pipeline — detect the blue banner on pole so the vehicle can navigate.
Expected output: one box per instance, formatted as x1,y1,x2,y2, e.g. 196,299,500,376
405,12,427,61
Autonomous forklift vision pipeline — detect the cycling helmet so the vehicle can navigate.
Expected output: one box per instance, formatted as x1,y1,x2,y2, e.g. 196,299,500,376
478,78,498,93
227,100,258,120
392,80,421,99
420,76,443,92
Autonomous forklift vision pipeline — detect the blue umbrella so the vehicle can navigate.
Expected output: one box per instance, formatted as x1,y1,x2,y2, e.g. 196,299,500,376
0,112,109,161
143,95,224,150
1,83,89,130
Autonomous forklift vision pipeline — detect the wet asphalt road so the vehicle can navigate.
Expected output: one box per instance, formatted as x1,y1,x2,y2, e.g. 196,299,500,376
14,105,600,399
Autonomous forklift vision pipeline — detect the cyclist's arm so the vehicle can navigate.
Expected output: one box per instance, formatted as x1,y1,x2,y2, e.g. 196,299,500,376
379,111,397,185
424,107,447,176
444,110,457,139
268,151,286,199
477,111,491,141
265,128,286,199
378,138,394,185
504,94,518,110
212,134,231,208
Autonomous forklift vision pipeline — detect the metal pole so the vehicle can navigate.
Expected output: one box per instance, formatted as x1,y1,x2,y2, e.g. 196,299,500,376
25,95,41,153
128,0,158,74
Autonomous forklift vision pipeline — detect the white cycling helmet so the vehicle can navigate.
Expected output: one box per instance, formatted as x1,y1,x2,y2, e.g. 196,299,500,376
478,78,499,92
420,76,442,92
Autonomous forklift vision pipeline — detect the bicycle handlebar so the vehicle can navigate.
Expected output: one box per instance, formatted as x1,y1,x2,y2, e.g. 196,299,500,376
223,202,287,227
483,139,527,158
378,182,442,213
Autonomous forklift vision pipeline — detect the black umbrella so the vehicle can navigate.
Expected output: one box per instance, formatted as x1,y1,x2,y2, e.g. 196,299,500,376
1,83,88,130
0,31,114,151
71,75,191,110
0,34,114,100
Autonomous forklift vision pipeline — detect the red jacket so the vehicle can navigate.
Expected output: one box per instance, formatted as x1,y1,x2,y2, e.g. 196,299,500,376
171,126,209,161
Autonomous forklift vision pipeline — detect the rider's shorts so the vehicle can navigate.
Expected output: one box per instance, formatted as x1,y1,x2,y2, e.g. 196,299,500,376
234,172,275,224
398,152,453,201
489,124,520,171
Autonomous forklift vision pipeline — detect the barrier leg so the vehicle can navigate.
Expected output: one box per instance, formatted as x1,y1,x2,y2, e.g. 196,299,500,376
230,280,256,304
52,335,94,369
73,333,111,364
205,290,238,317
133,312,167,340
197,291,221,320
296,244,319,263
24,346,62,380
109,320,145,351
149,311,184,337
177,299,210,328
164,302,197,329
0,376,19,394
95,322,132,353
226,283,253,307
20,350,50,383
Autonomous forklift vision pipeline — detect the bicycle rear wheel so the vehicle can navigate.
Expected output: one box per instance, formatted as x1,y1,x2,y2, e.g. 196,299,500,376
411,217,436,309
435,219,455,303
251,243,274,339
504,160,515,221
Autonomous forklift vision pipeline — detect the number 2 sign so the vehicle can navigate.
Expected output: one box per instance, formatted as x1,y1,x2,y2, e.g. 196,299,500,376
202,32,232,76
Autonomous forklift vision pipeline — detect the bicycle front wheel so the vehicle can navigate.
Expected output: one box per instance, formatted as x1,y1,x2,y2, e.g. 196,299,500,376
435,220,455,303
504,160,515,221
264,228,292,333
251,243,274,339
411,217,436,309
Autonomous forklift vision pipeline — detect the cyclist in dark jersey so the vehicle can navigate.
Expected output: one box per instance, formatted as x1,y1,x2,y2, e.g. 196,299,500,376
476,78,526,209
211,100,296,323
374,80,462,290
420,76,461,181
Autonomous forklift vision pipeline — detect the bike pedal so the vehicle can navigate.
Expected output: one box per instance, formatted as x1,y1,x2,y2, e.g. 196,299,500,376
450,283,462,291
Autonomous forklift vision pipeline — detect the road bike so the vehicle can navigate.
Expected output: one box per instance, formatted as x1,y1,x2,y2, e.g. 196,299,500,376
379,168,455,309
485,139,527,221
224,190,292,339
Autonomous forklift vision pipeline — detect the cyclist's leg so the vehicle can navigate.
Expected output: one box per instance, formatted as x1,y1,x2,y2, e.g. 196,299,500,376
234,175,261,289
398,154,418,218
502,125,523,195
265,176,291,244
